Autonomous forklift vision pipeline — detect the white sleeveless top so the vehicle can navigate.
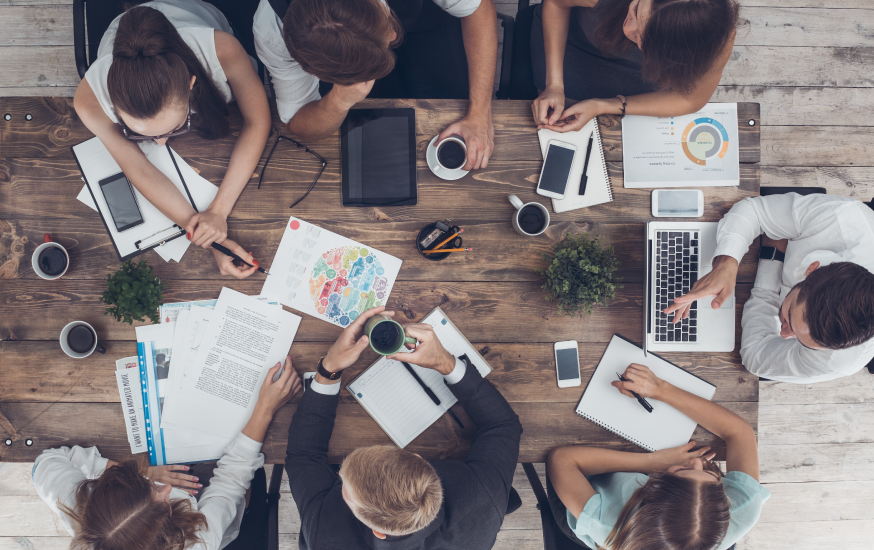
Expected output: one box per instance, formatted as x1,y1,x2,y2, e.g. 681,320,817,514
84,0,234,123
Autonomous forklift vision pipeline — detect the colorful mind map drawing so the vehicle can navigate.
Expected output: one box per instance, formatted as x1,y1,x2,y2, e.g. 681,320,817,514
681,117,730,166
308,246,388,326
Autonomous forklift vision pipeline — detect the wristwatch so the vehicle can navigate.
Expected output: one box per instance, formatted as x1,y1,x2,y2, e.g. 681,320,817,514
316,356,341,381
759,245,785,263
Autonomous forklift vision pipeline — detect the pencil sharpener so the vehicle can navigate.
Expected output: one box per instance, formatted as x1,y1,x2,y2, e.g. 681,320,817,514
416,223,461,262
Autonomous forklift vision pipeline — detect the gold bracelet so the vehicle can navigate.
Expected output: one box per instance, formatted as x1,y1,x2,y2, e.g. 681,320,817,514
615,94,627,118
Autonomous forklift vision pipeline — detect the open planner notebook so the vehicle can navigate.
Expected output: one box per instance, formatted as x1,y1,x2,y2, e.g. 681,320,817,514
538,118,612,212
576,335,716,452
346,307,491,448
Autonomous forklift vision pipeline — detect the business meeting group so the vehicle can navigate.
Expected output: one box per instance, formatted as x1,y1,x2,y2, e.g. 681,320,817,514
28,1,874,550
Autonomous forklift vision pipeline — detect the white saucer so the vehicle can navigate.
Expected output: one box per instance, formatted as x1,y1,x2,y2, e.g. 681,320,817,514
426,136,470,181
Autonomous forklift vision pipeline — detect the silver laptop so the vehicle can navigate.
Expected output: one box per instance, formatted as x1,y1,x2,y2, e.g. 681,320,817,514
644,222,734,353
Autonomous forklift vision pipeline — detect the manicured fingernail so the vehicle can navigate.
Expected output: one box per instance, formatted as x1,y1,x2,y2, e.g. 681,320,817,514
253,259,260,266
193,490,198,494
197,484,203,488
275,362,281,368
186,232,191,240
185,466,190,470
193,477,199,481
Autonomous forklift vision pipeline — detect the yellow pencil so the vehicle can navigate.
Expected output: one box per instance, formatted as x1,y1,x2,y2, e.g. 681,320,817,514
423,247,473,254
432,228,464,250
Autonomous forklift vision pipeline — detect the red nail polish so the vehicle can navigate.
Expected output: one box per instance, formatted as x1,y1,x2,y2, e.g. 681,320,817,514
253,259,259,266
186,232,191,240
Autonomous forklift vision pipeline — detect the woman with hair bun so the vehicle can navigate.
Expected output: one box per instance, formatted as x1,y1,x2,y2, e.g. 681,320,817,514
531,0,739,133
74,0,270,278
547,363,769,550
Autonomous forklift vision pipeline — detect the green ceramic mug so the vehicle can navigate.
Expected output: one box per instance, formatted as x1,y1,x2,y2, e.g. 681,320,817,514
364,314,417,355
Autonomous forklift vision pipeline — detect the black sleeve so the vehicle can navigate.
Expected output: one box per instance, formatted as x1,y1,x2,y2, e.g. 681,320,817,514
285,385,341,544
447,359,523,515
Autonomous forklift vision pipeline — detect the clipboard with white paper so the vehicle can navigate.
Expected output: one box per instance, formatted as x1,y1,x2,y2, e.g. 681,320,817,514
71,137,218,261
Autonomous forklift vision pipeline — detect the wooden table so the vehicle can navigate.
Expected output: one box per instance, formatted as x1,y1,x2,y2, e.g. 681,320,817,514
0,98,760,463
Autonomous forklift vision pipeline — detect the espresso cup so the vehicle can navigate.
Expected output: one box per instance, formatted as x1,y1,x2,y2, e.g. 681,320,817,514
60,321,107,359
509,195,550,236
32,234,70,280
427,135,469,180
364,314,417,355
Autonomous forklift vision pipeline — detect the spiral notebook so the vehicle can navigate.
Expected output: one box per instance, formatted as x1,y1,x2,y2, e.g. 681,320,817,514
575,335,716,452
346,306,492,448
538,118,613,213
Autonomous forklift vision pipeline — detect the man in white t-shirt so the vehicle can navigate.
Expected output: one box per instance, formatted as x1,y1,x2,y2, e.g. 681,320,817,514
254,0,498,170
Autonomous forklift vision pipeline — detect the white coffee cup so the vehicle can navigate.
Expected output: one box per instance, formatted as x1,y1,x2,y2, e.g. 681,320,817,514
60,321,106,359
32,234,70,280
426,135,469,181
509,195,550,236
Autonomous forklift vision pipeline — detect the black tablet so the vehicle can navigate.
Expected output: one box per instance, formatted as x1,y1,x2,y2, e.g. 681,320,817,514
341,108,417,207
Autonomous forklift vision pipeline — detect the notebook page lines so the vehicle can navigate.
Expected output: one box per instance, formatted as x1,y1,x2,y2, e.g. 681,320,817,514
348,358,445,448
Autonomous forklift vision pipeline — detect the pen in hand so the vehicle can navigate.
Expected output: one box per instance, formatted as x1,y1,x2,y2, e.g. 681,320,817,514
616,372,654,413
210,242,270,275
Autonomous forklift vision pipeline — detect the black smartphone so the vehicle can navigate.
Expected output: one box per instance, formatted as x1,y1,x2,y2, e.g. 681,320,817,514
98,173,145,232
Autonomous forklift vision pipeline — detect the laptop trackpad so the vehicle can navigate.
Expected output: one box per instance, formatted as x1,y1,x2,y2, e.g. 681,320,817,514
701,293,735,310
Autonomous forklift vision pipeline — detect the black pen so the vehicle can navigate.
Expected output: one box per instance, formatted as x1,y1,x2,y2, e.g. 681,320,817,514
616,372,653,413
578,133,594,195
210,242,270,275
402,361,465,429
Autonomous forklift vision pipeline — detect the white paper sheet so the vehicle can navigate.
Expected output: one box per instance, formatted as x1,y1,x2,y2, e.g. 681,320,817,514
115,356,147,454
73,139,219,261
161,288,302,438
621,103,740,188
260,216,402,327
162,305,214,427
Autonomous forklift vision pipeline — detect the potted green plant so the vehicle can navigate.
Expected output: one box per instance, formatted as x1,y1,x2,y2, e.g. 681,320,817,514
101,260,166,325
538,232,621,317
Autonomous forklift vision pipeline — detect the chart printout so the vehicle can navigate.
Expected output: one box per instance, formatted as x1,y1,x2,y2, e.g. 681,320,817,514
621,103,740,188
261,216,403,327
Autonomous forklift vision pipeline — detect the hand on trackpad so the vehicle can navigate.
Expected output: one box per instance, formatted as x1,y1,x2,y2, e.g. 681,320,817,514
703,294,734,310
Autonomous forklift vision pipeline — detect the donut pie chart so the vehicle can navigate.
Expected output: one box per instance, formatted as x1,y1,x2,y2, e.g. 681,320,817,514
681,117,730,166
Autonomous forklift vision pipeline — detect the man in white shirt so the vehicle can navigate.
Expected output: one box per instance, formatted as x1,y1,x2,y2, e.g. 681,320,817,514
666,193,874,383
254,0,497,170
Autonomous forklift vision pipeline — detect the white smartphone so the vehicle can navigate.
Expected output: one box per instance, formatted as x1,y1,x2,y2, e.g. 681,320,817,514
537,140,578,200
554,340,582,388
651,189,704,218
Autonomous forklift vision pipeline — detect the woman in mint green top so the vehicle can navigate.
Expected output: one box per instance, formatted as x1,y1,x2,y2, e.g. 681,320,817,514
548,363,770,550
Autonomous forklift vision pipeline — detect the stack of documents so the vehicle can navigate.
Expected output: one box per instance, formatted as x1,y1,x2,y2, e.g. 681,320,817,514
126,288,301,465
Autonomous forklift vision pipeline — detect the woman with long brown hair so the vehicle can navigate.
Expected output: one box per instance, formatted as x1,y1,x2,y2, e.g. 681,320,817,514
548,363,769,549
531,0,739,132
74,0,271,278
32,360,301,550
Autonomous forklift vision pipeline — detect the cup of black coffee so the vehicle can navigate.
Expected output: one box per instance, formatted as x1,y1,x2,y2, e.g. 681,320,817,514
509,195,550,236
60,321,107,359
427,135,469,180
32,234,69,280
363,314,418,355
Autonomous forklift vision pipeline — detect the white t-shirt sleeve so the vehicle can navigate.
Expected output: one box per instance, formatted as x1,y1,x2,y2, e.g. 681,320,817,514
31,446,111,536
433,0,482,18
253,0,320,124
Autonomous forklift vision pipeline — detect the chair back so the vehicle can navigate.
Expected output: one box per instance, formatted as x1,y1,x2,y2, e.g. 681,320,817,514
522,464,592,550
74,0,261,79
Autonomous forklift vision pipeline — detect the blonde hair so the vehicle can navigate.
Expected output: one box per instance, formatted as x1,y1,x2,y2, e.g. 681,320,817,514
341,446,443,536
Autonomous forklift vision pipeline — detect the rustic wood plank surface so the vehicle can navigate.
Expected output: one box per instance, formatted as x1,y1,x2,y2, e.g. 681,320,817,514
0,98,760,468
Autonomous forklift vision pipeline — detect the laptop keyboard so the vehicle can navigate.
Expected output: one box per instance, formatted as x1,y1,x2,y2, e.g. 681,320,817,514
654,231,698,343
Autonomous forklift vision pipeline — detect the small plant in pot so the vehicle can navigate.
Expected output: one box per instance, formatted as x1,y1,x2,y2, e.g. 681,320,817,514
538,232,622,317
101,260,166,325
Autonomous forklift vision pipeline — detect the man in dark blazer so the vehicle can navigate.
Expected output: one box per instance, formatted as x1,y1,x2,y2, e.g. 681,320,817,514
286,306,523,550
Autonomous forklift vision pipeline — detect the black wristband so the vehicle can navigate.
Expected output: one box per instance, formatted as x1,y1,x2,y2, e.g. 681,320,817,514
759,245,785,263
316,357,341,381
